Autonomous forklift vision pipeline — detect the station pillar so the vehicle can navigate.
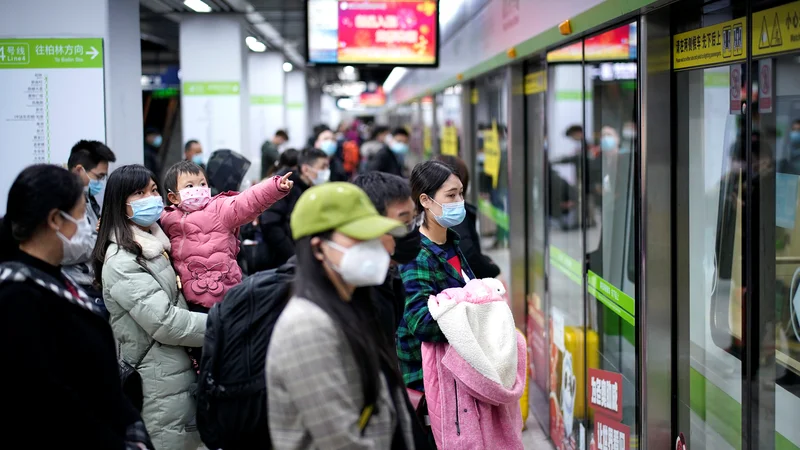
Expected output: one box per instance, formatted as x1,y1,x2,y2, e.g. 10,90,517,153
179,15,249,165
285,71,309,149
248,52,285,169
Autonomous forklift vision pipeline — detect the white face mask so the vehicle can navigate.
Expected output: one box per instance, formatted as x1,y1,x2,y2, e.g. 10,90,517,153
57,212,92,264
313,168,331,185
325,239,390,287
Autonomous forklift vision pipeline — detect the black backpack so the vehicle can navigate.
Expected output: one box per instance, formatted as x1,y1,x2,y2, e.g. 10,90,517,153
196,259,294,450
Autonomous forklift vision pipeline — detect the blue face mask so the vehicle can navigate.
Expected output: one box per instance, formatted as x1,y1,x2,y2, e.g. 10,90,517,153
128,196,164,227
152,135,163,147
791,130,800,145
192,154,204,165
391,142,409,154
601,136,618,152
320,140,337,156
88,178,104,197
431,199,466,228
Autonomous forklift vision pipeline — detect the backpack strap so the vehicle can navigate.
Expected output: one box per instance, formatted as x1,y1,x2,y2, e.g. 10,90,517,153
0,261,104,317
358,404,374,433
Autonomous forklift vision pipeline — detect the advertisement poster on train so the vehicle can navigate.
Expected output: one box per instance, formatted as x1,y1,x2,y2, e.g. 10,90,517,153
588,368,624,422
527,293,548,391
0,37,105,215
549,315,578,449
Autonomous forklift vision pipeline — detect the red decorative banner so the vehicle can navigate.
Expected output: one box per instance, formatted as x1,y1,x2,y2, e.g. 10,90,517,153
588,368,623,422
337,1,437,65
594,415,630,450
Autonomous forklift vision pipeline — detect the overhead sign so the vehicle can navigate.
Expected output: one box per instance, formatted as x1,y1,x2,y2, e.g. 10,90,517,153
0,37,106,215
307,0,438,66
753,1,800,56
440,125,458,156
673,17,747,70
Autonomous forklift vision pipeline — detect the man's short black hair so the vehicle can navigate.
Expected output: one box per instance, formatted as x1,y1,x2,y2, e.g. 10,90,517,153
67,140,117,171
392,127,409,138
298,148,329,168
352,171,412,216
565,125,583,137
371,125,391,141
275,129,289,141
184,140,200,152
163,160,206,194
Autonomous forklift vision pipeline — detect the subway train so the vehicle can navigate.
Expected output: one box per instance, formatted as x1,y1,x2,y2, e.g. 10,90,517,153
382,1,800,449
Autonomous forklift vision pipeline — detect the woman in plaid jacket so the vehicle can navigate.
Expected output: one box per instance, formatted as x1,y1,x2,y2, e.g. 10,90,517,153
398,161,476,393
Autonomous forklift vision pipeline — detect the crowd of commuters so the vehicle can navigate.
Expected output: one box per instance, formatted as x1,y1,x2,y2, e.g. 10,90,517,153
0,121,525,449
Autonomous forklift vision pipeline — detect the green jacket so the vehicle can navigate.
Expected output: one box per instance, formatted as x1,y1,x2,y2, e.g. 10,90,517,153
102,224,206,450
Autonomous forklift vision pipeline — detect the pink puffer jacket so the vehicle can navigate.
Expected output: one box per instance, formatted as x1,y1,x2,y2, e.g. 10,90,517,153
422,278,526,450
160,176,288,309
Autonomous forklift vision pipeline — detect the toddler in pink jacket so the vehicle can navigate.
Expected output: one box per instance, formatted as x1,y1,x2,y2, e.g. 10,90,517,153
422,278,526,450
160,161,292,312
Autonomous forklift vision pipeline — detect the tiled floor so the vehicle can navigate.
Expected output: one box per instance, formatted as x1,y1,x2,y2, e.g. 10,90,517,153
523,420,554,449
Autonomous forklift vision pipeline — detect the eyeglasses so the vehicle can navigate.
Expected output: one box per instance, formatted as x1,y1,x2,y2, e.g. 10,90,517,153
404,213,423,232
88,171,107,181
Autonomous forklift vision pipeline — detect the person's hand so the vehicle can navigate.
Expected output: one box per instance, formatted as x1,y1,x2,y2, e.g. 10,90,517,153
96,219,101,232
279,172,294,190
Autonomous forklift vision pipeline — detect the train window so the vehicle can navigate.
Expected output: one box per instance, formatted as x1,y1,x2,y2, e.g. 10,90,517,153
583,20,639,444
754,51,800,449
676,63,745,449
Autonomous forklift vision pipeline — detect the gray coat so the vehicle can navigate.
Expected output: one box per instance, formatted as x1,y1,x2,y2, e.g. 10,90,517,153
102,224,206,450
267,296,415,450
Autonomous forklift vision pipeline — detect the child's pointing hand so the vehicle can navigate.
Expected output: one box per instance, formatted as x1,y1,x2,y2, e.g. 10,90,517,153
279,172,294,191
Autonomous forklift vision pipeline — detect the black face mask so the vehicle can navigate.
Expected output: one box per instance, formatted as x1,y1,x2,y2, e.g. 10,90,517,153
392,228,422,265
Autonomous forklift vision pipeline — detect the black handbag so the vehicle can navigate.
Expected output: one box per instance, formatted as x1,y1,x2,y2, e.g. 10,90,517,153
119,339,156,412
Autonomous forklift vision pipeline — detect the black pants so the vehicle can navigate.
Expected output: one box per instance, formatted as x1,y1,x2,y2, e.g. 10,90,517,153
186,302,209,371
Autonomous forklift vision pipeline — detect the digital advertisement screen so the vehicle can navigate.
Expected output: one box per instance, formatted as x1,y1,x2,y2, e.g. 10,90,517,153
307,0,439,67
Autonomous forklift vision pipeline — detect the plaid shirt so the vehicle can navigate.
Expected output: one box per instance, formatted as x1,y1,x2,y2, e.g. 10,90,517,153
397,230,475,391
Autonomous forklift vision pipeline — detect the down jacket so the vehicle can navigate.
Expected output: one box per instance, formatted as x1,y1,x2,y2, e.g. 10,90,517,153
102,223,207,450
161,175,289,309
422,278,526,450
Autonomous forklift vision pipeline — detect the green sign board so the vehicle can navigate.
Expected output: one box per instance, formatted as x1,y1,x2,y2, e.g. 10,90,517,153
183,81,241,96
0,38,103,69
251,95,283,105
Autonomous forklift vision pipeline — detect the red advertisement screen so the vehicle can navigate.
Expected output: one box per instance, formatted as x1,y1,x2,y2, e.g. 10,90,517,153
308,0,439,66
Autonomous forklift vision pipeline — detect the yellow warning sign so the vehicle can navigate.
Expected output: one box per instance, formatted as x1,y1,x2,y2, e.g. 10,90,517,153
440,126,458,156
673,17,747,70
483,120,502,189
752,1,800,56
524,71,547,95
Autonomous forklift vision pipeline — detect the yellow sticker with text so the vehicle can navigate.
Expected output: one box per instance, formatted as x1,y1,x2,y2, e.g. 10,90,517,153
752,1,800,56
525,71,547,95
440,126,458,156
483,121,501,189
673,17,747,69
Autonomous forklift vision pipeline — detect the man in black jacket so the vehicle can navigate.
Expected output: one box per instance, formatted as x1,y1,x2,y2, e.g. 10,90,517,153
259,148,329,268
352,171,420,343
365,126,404,176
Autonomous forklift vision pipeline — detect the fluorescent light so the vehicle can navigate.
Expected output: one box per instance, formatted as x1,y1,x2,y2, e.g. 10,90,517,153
283,62,293,72
383,67,408,94
245,36,266,52
343,65,355,75
184,0,211,13
439,0,464,27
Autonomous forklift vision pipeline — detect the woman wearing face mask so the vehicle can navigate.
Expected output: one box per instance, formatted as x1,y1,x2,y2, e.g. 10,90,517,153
94,165,206,450
267,182,417,449
397,161,476,394
0,165,152,449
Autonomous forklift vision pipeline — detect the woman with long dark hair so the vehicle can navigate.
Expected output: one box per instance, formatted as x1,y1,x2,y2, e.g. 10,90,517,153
397,160,476,392
266,182,417,449
0,164,151,449
94,164,206,450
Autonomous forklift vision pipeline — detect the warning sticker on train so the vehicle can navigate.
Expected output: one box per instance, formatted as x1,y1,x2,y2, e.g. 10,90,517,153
673,17,747,69
752,1,800,56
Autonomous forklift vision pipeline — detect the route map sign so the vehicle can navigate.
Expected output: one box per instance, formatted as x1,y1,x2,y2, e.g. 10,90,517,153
0,37,106,215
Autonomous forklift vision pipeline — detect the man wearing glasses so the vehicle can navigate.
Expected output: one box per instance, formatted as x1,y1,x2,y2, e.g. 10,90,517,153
352,171,422,343
66,140,117,303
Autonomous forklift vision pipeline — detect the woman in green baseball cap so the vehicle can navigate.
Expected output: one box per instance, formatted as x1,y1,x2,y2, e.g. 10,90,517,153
266,182,419,449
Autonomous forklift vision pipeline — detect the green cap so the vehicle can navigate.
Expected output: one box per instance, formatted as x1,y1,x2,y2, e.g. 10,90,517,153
291,182,406,241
